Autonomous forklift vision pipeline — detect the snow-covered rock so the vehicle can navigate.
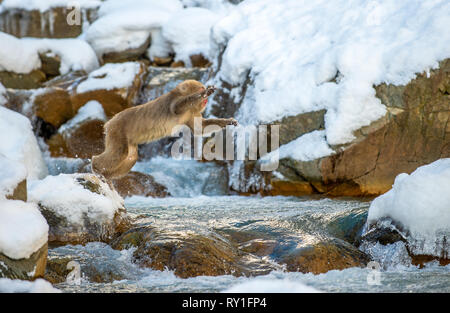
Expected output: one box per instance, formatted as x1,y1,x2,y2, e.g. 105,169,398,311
28,173,130,244
210,0,450,149
363,159,450,261
84,0,183,59
0,278,59,293
0,32,99,75
0,106,48,181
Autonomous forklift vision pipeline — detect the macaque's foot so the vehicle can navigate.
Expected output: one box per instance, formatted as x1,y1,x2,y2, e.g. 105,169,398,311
203,85,216,98
227,118,239,126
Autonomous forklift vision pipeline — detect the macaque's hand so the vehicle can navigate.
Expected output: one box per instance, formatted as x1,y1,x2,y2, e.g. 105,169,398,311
227,118,238,126
202,85,216,98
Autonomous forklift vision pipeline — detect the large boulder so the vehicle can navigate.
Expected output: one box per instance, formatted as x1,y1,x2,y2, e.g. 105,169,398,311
28,173,131,245
0,199,49,280
360,159,450,267
232,59,450,197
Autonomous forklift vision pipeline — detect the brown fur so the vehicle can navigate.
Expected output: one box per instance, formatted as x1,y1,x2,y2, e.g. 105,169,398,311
92,80,237,179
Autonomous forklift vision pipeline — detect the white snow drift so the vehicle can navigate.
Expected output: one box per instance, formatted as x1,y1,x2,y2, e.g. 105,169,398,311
210,0,450,153
367,159,450,257
0,106,48,181
0,32,99,75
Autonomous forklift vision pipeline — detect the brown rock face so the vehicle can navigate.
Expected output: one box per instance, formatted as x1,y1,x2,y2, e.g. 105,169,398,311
0,69,46,89
5,179,27,202
0,243,48,280
112,171,170,198
47,119,105,159
33,88,73,129
0,7,98,38
102,36,151,64
256,59,450,197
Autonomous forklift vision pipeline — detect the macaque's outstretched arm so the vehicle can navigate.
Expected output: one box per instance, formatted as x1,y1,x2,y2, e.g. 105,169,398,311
170,86,216,115
202,117,238,128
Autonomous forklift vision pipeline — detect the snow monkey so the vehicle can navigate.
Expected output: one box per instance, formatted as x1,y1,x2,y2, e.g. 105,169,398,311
92,80,238,180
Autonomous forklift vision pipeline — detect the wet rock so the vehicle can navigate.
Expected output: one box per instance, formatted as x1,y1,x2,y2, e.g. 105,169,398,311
112,227,243,278
44,256,126,284
47,119,105,159
29,173,131,245
112,171,170,198
0,69,46,89
0,7,98,38
277,110,326,146
0,243,48,280
102,36,151,64
278,239,370,274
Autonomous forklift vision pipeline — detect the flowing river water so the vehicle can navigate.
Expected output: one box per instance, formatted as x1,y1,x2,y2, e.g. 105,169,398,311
47,157,450,293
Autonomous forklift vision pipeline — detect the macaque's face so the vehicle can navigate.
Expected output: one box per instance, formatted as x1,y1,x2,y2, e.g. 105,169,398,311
177,80,208,112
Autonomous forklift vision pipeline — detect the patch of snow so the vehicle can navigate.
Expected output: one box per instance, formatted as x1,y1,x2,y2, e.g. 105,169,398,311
367,159,450,257
0,154,27,198
28,173,124,226
210,0,450,147
0,106,48,180
58,100,106,134
76,62,141,93
0,199,49,260
0,278,60,293
84,0,183,57
161,8,219,66
262,130,334,164
0,32,99,75
0,0,100,12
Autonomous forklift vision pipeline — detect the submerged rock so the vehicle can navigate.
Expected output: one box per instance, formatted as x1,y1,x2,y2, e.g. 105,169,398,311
112,171,170,198
28,173,131,245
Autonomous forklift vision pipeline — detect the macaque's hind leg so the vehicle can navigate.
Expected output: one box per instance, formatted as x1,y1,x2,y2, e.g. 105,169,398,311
92,129,128,179
106,145,138,180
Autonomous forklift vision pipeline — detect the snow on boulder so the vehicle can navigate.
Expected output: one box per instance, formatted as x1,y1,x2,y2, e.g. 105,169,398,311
363,159,450,261
28,173,130,245
161,7,219,66
0,200,48,260
0,106,48,181
0,278,59,293
84,0,183,59
0,154,27,199
210,0,450,149
0,32,99,75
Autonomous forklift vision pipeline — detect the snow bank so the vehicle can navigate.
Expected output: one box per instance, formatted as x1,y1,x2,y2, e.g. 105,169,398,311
58,100,106,134
262,130,334,163
0,278,59,293
0,199,49,260
0,106,48,180
211,0,450,147
76,62,141,93
0,0,100,12
84,0,183,57
28,174,124,226
161,8,219,66
367,159,450,257
0,32,99,75
0,154,27,198
224,278,320,293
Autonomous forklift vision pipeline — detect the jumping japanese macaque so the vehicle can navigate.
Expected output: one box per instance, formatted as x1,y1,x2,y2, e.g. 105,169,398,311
91,80,238,180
